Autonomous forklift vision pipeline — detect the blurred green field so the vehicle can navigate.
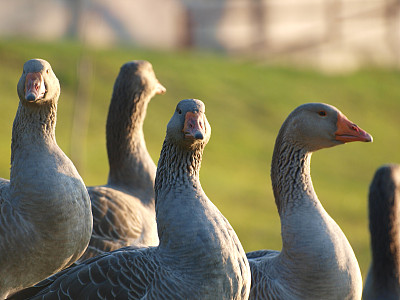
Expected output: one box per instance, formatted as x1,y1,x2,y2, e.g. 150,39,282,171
1,39,399,281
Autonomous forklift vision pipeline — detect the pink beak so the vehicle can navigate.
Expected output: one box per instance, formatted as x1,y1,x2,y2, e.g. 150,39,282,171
25,72,46,102
182,111,206,140
335,112,373,143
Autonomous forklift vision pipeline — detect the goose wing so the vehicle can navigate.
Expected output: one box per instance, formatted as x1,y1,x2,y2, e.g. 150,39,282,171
9,246,159,300
81,187,146,260
246,250,287,300
0,179,31,261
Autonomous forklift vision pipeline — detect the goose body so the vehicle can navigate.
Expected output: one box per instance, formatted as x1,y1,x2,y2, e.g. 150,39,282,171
363,164,400,299
0,59,92,298
10,99,251,300
79,61,165,261
247,103,372,300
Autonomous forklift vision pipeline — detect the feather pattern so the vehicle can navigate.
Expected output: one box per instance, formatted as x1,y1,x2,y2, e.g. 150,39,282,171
0,59,92,299
10,99,250,300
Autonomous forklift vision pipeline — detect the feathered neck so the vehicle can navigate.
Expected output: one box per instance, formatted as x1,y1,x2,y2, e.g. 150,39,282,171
155,139,204,200
271,129,316,216
155,138,236,265
106,83,155,191
11,101,57,164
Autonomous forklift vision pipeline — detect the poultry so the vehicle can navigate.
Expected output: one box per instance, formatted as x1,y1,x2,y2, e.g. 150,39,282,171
247,103,372,300
8,99,251,300
0,59,92,299
79,60,166,262
363,164,400,300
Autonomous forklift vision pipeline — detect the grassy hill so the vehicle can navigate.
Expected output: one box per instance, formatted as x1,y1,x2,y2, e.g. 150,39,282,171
1,39,400,280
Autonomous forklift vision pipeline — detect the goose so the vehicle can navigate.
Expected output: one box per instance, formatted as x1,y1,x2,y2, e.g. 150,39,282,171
0,59,92,298
9,99,251,300
79,60,166,262
363,164,400,299
247,103,372,300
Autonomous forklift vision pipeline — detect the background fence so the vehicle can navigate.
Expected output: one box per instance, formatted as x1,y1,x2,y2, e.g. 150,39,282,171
1,0,399,71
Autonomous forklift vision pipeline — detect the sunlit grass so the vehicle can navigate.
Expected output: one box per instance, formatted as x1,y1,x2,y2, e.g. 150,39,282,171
1,38,400,280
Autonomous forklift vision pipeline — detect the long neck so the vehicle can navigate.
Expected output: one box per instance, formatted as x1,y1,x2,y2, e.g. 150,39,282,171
271,135,316,217
154,139,250,298
369,178,400,284
155,141,202,196
106,88,155,193
155,140,207,255
9,100,82,224
10,102,57,168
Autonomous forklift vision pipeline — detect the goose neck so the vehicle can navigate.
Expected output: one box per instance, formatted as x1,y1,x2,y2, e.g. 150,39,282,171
106,91,155,189
11,102,57,162
155,140,203,197
271,138,315,216
106,90,149,156
153,138,249,296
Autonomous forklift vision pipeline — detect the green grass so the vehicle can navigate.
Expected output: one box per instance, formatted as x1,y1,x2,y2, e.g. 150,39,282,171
1,38,400,280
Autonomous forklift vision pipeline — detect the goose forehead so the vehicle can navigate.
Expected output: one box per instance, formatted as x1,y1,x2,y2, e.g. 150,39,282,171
121,61,154,78
177,99,205,113
298,103,338,114
136,60,152,70
130,60,152,69
24,59,51,73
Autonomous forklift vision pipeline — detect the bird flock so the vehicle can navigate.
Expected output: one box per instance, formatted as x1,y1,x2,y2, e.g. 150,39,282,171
0,58,397,299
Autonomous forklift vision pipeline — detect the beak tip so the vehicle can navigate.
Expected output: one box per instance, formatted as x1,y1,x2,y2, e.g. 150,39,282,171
194,132,204,140
25,93,36,102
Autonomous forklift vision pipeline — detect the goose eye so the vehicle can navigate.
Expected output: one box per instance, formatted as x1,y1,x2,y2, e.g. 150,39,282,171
318,110,327,117
177,108,182,114
46,69,49,74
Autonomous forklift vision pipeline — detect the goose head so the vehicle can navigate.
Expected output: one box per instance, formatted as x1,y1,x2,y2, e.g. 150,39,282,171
119,60,166,99
166,99,211,149
17,59,60,106
281,103,372,152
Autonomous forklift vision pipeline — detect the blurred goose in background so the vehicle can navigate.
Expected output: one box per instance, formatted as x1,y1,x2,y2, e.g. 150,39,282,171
247,103,372,299
9,99,251,300
363,164,400,299
79,60,166,262
0,59,92,298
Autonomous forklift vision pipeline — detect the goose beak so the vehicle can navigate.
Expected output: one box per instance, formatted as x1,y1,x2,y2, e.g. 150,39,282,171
335,112,373,143
25,72,46,102
155,81,166,95
183,111,206,140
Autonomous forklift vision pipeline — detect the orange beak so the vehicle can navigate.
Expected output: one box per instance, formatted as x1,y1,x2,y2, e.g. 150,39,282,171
335,112,373,143
182,111,206,140
155,81,166,95
25,72,46,102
